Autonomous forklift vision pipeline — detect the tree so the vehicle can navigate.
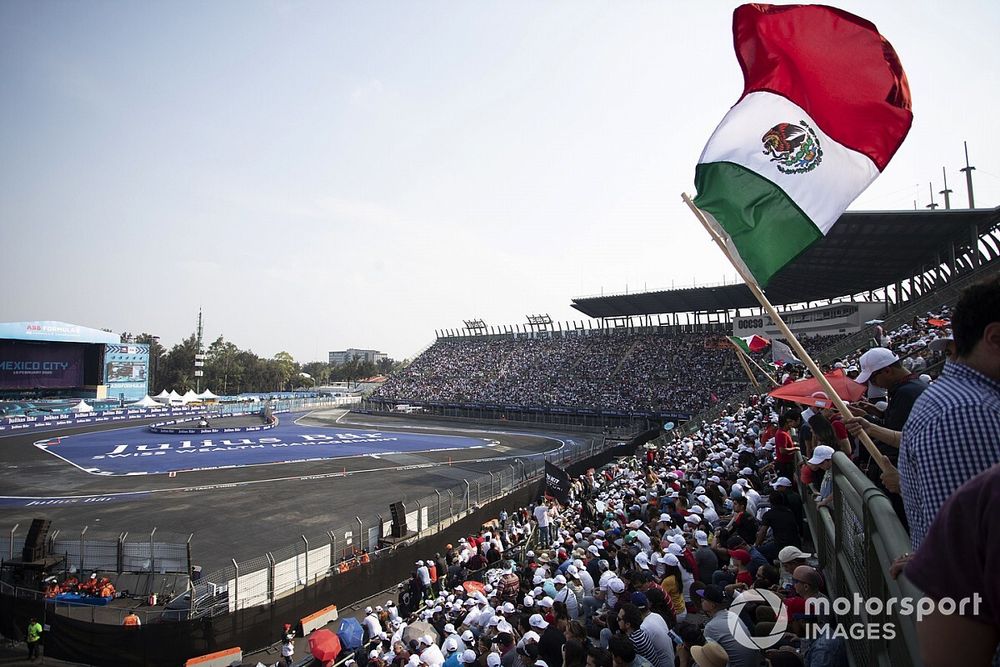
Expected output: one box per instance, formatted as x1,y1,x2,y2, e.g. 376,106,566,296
272,351,299,391
157,334,200,393
134,333,167,394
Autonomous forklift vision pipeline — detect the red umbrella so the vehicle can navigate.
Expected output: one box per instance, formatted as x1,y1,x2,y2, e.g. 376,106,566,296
309,628,342,663
463,580,485,595
768,369,866,408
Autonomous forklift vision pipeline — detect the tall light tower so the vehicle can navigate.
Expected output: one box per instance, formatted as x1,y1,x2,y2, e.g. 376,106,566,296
960,141,976,208
939,166,953,210
193,308,205,393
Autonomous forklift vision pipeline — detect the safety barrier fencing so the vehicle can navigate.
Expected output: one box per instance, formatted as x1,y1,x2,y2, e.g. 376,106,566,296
189,433,608,621
799,452,922,667
0,395,359,434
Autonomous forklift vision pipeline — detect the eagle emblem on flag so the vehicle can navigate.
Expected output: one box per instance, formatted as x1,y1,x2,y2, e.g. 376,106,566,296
761,121,823,174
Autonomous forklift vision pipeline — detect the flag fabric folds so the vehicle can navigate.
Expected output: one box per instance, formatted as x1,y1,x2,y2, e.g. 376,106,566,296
694,4,912,287
544,461,572,504
772,339,801,366
728,334,770,354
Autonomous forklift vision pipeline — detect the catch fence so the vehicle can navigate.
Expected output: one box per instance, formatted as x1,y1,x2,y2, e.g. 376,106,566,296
800,452,922,667
190,434,607,619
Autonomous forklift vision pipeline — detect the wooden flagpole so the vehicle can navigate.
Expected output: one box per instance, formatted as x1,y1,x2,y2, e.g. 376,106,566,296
733,345,761,388
682,193,891,473
737,344,780,386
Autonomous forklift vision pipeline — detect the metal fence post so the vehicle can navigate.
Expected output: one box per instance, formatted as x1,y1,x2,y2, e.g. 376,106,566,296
355,516,363,553
328,531,336,569
266,552,276,603
463,480,470,511
149,527,157,574
435,490,442,529
9,524,18,563
415,500,423,533
301,535,309,582
187,533,194,577
488,471,496,501
232,558,239,611
118,532,126,573
377,514,384,544
448,490,454,518
80,526,88,572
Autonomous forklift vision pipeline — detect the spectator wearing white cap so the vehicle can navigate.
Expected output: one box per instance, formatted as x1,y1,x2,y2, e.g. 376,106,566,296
443,623,466,654
364,606,384,644
692,531,719,586
442,637,462,667
770,477,805,536
417,560,432,596
806,445,836,508
420,635,446,667
853,346,929,525
552,574,579,620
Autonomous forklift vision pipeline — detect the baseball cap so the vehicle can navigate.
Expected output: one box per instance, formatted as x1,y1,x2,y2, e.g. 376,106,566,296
444,638,459,653
697,584,727,604
856,348,900,384
487,653,501,667
694,530,709,547
807,445,836,466
778,546,814,563
771,476,793,489
528,613,548,629
461,650,478,664
729,549,751,565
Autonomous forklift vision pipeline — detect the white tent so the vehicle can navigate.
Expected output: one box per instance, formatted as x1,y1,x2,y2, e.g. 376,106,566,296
130,395,160,408
197,389,218,400
181,390,200,403
154,389,170,399
168,390,182,401
70,399,93,413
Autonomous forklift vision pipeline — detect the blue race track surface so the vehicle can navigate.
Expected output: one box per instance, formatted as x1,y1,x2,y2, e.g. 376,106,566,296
33,417,491,476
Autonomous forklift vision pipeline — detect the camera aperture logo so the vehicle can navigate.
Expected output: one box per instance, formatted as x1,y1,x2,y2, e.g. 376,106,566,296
729,590,984,648
728,589,788,650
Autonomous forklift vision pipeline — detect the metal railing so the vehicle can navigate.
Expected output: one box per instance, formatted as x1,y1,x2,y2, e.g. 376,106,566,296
799,452,922,667
188,433,608,620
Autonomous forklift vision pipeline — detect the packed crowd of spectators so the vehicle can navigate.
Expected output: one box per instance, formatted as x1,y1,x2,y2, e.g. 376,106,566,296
345,276,999,667
375,332,839,416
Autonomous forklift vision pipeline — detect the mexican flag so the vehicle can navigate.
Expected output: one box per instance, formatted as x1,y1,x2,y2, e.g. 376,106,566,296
694,4,912,287
728,334,770,354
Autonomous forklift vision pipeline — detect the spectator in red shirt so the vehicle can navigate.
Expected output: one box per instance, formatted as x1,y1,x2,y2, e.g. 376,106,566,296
774,409,802,478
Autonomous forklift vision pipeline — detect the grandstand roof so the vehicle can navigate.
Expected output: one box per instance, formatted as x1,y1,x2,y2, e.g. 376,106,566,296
571,207,1000,317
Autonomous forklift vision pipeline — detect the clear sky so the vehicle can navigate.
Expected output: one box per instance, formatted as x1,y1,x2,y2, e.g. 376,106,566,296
2,1,998,362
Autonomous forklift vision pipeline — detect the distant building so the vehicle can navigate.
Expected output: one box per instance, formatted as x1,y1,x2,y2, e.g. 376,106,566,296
329,348,388,366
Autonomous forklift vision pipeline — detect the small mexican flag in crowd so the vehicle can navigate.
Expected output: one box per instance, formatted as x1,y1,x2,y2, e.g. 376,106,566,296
728,334,770,355
694,4,912,288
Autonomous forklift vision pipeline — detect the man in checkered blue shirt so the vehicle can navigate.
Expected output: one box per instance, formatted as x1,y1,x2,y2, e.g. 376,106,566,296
898,277,1000,550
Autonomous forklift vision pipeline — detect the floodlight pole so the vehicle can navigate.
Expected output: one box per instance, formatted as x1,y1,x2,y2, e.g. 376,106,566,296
960,140,976,209
939,167,952,210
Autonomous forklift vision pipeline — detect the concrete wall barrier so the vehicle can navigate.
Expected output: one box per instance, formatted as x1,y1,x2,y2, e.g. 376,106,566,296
301,603,339,635
183,646,242,667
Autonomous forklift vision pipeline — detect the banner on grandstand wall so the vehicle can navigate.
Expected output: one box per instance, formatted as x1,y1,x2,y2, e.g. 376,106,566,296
0,342,85,389
544,461,572,504
103,344,150,401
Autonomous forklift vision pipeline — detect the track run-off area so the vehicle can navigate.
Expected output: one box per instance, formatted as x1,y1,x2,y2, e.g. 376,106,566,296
0,408,592,569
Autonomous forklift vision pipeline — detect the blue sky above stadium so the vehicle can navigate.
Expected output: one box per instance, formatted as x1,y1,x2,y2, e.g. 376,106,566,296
1,1,997,362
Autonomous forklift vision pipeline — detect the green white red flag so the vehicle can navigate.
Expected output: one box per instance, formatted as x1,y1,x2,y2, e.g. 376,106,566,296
694,4,912,287
728,334,770,354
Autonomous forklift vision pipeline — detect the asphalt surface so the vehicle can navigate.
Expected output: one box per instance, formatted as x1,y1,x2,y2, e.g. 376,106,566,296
0,409,590,573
